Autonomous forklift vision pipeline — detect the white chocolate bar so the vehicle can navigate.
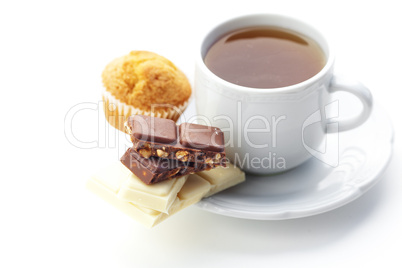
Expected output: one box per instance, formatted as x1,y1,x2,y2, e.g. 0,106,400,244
197,163,246,197
87,168,208,228
87,162,245,227
117,170,187,213
88,162,131,194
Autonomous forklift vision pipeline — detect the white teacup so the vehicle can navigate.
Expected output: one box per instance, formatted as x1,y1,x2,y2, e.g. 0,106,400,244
194,14,373,174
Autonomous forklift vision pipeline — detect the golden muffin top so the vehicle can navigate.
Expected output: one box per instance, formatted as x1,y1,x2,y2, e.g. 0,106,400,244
102,51,191,112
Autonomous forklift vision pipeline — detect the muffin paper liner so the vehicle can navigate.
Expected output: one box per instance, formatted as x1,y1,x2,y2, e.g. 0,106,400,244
102,90,189,133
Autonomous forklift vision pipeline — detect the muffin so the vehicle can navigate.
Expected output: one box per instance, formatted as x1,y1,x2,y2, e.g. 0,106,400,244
102,51,191,133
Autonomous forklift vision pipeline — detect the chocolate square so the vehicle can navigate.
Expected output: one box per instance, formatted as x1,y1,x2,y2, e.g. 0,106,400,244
179,123,224,152
131,115,177,144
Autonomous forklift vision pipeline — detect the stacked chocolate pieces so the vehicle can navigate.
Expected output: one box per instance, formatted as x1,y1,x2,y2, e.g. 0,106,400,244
88,115,245,227
121,115,227,184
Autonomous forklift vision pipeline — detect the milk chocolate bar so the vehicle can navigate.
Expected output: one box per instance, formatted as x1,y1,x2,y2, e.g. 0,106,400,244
125,115,226,165
120,148,215,185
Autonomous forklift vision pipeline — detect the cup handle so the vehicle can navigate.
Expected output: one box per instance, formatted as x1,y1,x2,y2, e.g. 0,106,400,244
327,75,373,133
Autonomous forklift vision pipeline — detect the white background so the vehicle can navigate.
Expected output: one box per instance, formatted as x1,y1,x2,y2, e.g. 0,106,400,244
1,0,401,267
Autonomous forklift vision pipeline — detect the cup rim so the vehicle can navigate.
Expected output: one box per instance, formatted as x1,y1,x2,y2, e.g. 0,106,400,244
197,13,335,94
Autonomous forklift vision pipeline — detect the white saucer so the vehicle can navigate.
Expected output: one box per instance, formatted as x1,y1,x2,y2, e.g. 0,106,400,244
195,103,393,220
